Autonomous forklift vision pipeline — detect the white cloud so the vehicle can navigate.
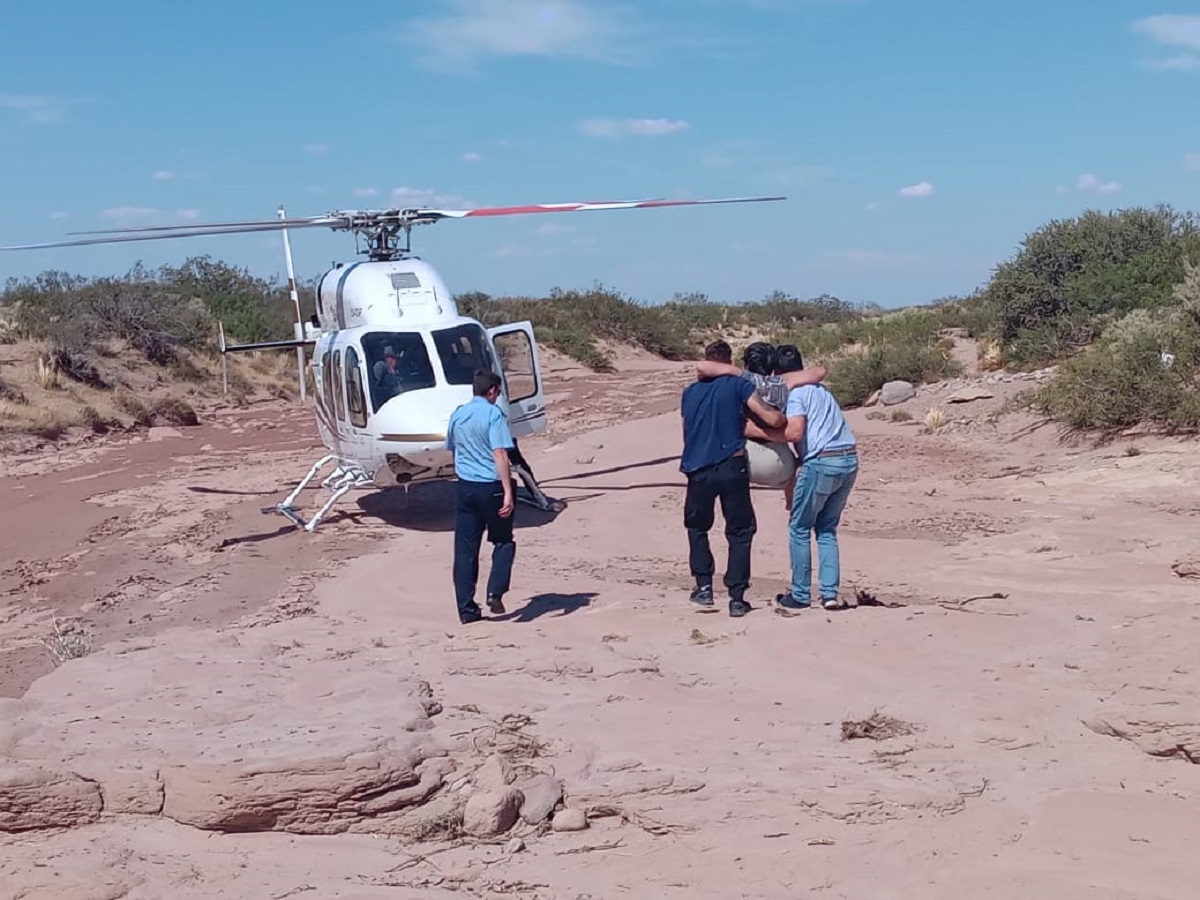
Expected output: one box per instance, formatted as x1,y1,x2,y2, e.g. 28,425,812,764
864,202,881,212
390,186,474,209
403,0,640,71
1076,172,1121,194
579,117,689,138
176,209,202,220
1185,153,1200,172
303,142,330,155
353,187,379,197
897,180,934,198
1132,15,1200,71
48,211,68,221
462,151,483,162
0,93,68,125
151,169,176,181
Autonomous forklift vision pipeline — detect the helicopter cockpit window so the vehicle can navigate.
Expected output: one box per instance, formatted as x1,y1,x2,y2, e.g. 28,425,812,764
361,332,436,411
432,324,494,386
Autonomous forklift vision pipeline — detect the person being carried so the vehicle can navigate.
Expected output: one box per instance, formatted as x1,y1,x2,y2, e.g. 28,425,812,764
696,341,826,509
745,344,859,613
680,339,788,617
446,369,518,625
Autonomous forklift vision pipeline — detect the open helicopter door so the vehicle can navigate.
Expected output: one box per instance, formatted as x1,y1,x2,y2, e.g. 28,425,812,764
487,321,547,438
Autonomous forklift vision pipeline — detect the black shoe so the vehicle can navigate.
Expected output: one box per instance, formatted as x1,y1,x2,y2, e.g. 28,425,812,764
460,609,483,624
773,593,809,617
486,595,506,615
689,584,714,607
729,598,751,617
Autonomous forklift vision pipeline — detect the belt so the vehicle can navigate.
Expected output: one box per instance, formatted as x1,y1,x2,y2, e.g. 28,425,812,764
816,447,857,458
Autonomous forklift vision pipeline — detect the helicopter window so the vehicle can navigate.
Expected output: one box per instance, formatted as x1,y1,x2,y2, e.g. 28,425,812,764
320,350,335,418
332,350,346,421
432,324,494,386
362,332,436,411
345,346,368,428
492,329,538,403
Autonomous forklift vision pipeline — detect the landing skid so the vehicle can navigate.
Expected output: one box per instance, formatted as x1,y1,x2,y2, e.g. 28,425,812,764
264,454,375,533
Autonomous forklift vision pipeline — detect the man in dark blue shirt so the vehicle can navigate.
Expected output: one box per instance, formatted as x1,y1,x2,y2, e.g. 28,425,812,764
680,339,787,617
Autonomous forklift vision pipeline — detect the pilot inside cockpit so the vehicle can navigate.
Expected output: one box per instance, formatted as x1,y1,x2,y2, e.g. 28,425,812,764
367,335,437,409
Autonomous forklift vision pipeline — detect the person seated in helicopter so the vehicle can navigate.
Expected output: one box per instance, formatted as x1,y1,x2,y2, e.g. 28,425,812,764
372,346,407,401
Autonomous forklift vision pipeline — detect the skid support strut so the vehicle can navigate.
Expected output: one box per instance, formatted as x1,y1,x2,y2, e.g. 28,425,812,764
267,454,374,532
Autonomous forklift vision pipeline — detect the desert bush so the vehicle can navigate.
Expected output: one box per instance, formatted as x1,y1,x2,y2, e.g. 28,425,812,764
149,397,200,426
1036,260,1200,429
981,205,1200,368
114,391,154,427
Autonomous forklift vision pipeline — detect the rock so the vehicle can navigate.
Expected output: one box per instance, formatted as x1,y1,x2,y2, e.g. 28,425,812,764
462,787,523,837
1084,712,1200,763
97,769,164,815
506,836,526,854
863,389,882,408
552,807,588,832
474,753,515,791
517,773,564,825
945,386,995,404
879,381,916,406
161,746,452,834
0,764,102,832
146,426,183,442
1172,553,1200,580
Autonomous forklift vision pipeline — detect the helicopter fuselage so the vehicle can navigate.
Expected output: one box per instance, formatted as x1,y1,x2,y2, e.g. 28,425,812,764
305,257,546,488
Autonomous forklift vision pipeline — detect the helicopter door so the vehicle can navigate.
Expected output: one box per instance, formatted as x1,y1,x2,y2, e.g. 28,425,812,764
487,322,546,438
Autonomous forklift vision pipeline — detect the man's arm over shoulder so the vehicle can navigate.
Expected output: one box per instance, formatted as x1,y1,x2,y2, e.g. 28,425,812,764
741,379,785,429
781,365,827,388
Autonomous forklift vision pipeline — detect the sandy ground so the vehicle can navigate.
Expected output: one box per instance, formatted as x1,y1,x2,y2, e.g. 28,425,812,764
2,350,1200,899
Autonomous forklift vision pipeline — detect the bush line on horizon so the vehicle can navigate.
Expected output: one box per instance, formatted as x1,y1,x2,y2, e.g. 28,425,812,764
2,204,1199,433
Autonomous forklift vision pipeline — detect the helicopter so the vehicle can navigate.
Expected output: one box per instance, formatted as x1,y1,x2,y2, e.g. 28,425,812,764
1,194,785,531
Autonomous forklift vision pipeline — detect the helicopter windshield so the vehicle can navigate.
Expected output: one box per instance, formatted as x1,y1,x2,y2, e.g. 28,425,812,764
431,323,494,386
362,332,436,411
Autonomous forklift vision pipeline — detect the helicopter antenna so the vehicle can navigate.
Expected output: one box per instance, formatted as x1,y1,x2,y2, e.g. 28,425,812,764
278,205,307,401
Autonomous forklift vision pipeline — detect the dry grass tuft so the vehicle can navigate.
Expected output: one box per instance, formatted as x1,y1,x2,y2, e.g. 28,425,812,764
35,355,65,390
889,408,913,423
840,711,918,742
42,618,91,665
149,396,199,426
923,406,946,432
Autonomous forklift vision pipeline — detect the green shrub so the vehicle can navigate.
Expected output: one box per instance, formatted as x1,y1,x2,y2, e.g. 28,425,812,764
1036,260,1200,430
982,205,1200,368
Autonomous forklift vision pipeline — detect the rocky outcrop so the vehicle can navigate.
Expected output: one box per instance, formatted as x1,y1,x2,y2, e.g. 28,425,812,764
1171,553,1200,580
0,764,102,831
1085,712,1200,763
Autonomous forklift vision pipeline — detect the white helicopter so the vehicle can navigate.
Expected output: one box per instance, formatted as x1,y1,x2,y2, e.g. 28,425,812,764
1,194,785,530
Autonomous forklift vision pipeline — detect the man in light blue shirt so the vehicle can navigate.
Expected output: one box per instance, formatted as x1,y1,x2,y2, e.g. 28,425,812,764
446,369,516,624
746,345,859,612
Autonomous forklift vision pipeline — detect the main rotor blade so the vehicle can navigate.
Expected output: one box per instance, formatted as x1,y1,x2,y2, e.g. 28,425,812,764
65,215,338,235
412,195,786,220
0,218,339,251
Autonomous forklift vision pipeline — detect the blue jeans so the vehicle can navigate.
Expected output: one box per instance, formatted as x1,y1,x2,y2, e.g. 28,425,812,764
788,453,859,605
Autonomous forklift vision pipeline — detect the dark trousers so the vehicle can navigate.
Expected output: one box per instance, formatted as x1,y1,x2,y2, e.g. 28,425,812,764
453,479,515,620
683,453,757,600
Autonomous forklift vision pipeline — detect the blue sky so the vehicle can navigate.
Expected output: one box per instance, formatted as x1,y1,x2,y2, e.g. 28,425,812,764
2,0,1198,308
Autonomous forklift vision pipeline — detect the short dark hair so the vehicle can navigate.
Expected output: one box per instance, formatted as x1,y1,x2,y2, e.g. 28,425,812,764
704,339,733,363
742,341,776,376
472,369,502,396
774,344,804,374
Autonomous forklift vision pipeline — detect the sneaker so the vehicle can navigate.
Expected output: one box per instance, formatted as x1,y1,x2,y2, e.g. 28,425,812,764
689,584,715,607
729,598,751,618
486,595,506,615
821,596,841,610
773,593,810,616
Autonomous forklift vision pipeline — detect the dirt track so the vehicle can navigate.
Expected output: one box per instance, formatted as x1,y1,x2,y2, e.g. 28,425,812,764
2,353,1199,899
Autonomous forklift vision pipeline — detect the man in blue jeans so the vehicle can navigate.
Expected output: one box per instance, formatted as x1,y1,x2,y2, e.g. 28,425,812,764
746,345,859,612
446,369,516,624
